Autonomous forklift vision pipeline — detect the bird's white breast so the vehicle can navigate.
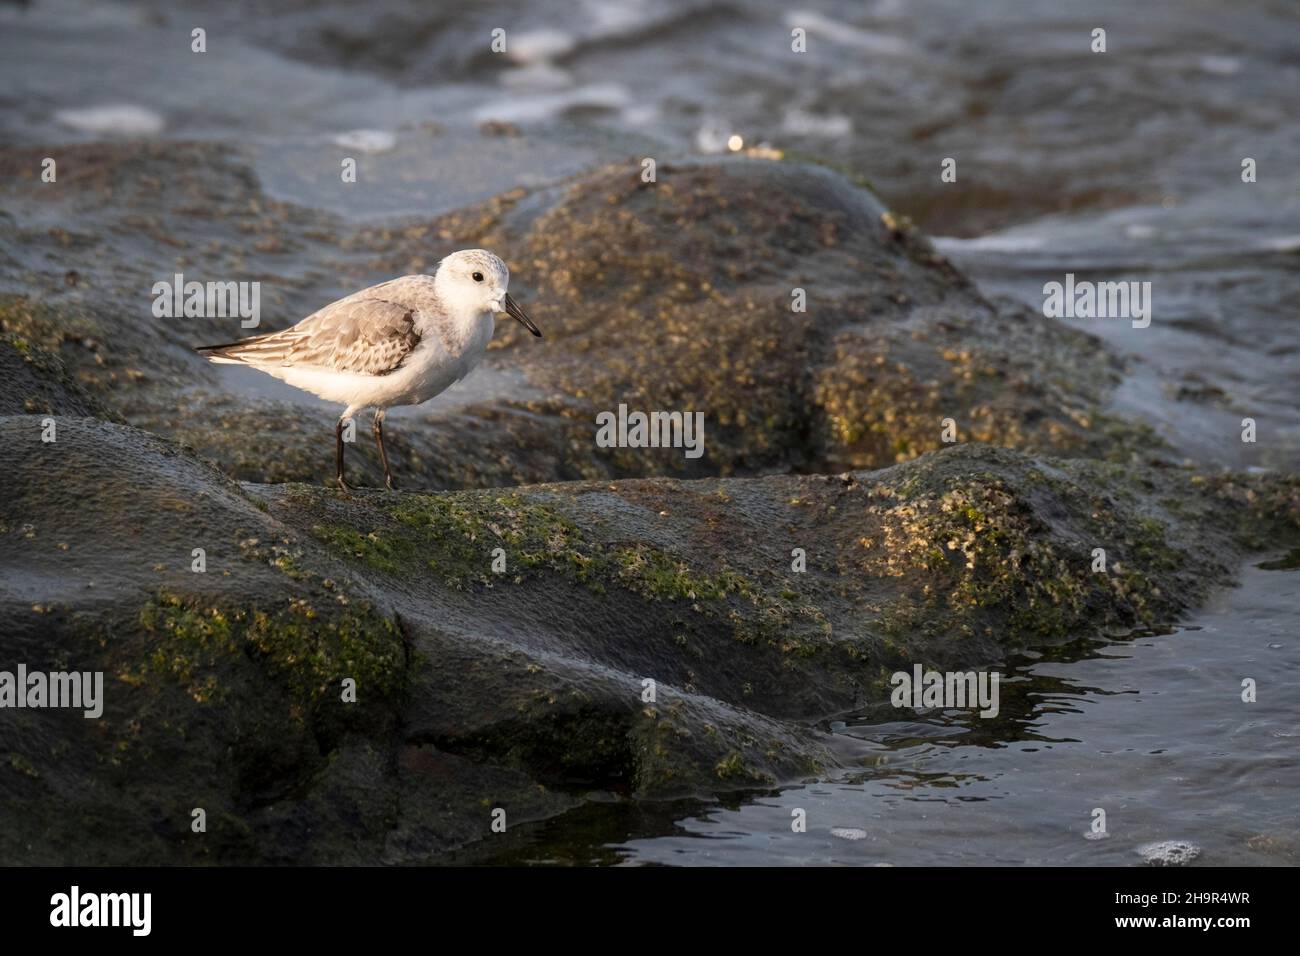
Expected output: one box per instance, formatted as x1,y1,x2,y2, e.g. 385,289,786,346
397,309,494,406
258,303,496,413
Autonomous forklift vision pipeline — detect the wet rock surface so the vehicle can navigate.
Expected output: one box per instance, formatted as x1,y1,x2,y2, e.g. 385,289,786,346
3,0,1296,869
0,330,118,419
2,148,1146,490
1,143,1297,863
1,408,1296,863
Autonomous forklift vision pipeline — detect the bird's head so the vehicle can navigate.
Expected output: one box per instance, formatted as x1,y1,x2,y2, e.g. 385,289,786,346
434,249,541,337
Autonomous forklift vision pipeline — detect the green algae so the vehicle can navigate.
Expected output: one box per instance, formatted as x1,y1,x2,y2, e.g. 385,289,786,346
388,491,605,588
308,488,835,655
1195,472,1300,550
861,455,1204,645
134,590,408,722
310,523,419,576
713,751,775,785
612,544,751,602
301,446,1240,666
8,753,40,779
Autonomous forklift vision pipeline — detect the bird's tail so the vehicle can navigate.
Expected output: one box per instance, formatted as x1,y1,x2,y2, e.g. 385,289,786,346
194,343,247,365
195,333,275,365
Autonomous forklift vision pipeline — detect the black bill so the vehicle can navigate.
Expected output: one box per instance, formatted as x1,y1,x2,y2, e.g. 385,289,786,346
503,293,542,337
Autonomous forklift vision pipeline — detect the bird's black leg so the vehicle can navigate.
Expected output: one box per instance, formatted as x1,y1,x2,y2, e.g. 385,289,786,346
336,415,351,491
373,409,396,491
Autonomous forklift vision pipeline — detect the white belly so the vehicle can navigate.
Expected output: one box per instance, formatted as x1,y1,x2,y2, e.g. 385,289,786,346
267,311,494,411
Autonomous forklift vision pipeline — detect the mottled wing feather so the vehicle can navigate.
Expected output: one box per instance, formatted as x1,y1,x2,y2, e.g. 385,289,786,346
222,298,421,375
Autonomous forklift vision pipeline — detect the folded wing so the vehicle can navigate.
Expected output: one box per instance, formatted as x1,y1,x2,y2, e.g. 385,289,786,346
196,298,421,376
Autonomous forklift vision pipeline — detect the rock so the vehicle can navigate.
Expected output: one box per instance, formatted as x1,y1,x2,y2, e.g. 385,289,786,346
1,413,1295,863
2,147,1296,863
0,329,120,419
1,146,1149,491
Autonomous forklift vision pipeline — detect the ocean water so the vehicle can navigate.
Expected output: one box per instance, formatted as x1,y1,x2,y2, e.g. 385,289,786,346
460,558,1299,866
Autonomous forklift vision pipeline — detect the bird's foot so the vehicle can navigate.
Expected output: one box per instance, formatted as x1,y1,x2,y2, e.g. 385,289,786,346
336,475,352,492
384,474,398,491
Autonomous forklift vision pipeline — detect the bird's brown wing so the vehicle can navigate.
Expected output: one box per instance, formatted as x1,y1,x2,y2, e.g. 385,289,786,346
197,298,421,376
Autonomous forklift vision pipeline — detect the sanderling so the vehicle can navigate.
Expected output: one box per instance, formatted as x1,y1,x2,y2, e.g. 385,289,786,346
196,249,541,490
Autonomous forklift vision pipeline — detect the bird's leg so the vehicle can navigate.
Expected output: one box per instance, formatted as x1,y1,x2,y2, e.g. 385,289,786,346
336,415,352,491
373,409,396,491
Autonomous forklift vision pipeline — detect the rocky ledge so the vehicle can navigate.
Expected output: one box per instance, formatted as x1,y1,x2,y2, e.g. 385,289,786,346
0,151,1295,863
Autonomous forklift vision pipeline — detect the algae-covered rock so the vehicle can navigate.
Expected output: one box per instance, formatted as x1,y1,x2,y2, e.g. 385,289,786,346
0,328,119,419
465,159,1142,474
2,144,1296,864
2,414,1295,863
1,147,1147,490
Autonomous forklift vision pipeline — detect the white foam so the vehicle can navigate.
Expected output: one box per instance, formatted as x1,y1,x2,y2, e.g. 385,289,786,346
785,11,913,56
332,129,396,153
782,109,852,138
507,28,576,64
582,0,652,34
500,63,572,92
1136,840,1202,865
474,83,630,124
695,117,736,154
932,234,1045,253
830,826,868,841
621,102,660,126
54,104,164,136
1256,235,1300,253
1199,56,1241,75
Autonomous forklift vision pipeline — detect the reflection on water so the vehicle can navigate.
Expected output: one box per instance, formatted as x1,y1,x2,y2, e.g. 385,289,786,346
479,560,1298,866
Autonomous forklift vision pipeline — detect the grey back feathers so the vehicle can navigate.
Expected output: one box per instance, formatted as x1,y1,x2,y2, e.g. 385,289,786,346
196,276,445,376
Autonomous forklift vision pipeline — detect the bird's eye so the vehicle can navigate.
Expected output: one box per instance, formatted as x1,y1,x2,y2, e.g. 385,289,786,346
472,271,484,282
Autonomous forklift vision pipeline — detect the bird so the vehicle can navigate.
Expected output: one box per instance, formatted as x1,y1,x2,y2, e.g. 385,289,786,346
195,249,541,491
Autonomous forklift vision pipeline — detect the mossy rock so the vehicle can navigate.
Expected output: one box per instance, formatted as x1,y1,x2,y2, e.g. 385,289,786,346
1,410,1297,863
4,148,1154,490
2,147,1296,864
